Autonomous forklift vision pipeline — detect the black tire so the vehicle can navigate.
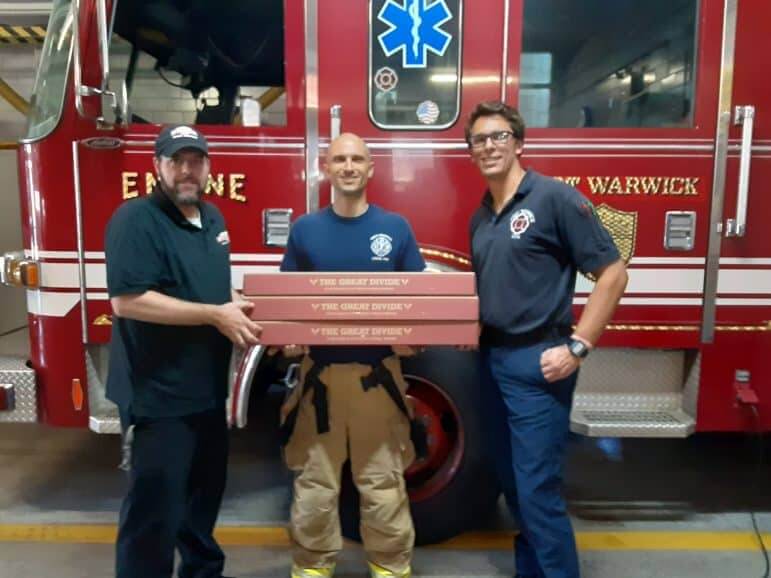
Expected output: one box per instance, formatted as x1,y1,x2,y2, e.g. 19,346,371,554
340,347,500,545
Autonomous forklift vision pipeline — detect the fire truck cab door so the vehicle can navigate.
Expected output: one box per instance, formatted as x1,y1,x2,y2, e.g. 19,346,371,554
702,2,771,342
694,0,771,431
704,0,771,334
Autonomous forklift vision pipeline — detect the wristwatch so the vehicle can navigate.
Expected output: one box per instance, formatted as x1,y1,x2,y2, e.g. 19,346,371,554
567,338,590,360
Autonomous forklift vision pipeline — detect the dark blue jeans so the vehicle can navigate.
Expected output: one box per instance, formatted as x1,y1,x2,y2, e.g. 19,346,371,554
116,409,229,578
480,342,580,578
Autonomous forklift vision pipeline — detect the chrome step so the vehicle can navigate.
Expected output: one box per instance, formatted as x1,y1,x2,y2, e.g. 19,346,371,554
89,414,121,434
85,346,121,434
570,393,695,438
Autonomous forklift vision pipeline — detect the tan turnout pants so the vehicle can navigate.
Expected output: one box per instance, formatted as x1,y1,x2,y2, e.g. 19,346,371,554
281,355,416,574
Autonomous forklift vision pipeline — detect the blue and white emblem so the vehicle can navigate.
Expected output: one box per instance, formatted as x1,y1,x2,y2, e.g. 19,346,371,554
377,0,453,69
416,100,440,124
370,233,393,261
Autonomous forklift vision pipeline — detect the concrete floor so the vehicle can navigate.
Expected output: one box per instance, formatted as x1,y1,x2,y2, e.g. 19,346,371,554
1,328,770,577
2,543,769,578
1,414,769,577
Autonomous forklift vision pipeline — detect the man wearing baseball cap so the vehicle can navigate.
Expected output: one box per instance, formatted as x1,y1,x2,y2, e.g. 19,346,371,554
105,125,261,578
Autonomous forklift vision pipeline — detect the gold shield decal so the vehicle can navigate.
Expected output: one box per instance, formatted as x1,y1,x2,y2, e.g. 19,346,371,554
595,204,637,264
582,204,637,282
93,314,112,326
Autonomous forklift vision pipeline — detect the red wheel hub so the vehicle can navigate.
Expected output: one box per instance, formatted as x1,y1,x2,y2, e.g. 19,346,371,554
403,375,465,502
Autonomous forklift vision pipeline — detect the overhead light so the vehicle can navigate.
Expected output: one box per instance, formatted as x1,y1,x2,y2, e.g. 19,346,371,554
430,73,458,83
462,75,500,85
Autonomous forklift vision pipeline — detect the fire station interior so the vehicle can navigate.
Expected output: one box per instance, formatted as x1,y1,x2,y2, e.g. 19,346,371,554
0,0,770,577
520,0,695,127
111,0,286,126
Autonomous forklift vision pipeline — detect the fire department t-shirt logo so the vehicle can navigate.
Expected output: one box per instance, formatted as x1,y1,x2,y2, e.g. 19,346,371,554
370,233,393,261
510,209,535,239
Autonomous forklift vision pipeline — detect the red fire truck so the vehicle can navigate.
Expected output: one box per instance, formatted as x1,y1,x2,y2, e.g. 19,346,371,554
1,0,769,543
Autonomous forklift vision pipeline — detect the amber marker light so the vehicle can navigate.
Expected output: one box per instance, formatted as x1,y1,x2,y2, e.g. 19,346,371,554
71,379,84,412
0,251,40,288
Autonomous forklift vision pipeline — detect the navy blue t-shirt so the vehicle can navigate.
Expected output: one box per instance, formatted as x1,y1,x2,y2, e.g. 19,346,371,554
470,170,620,337
281,204,425,364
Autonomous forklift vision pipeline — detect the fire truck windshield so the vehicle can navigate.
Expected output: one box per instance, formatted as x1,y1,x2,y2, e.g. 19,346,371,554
519,0,699,128
110,0,285,127
25,0,73,141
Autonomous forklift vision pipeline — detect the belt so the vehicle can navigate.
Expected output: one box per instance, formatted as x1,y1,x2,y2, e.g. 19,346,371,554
480,325,572,348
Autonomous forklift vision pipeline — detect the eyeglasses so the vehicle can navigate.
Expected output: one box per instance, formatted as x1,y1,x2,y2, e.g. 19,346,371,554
468,130,515,149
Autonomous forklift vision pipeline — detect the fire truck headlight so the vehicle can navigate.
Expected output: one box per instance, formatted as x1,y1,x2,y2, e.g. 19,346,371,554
1,251,40,289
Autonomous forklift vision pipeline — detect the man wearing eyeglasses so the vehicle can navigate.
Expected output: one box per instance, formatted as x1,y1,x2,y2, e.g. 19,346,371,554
465,101,628,578
105,125,261,578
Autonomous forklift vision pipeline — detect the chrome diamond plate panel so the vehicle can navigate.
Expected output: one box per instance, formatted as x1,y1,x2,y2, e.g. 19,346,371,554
571,392,695,438
682,352,701,418
0,356,37,423
572,393,683,411
576,349,684,395
571,349,697,437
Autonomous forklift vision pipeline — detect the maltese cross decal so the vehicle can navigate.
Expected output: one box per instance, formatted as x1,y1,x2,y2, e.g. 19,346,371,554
377,0,453,68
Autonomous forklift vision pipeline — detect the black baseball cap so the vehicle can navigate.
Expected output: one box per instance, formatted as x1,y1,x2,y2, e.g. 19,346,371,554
155,125,209,158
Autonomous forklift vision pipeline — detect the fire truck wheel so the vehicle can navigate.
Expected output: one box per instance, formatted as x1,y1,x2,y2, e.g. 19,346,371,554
339,347,500,545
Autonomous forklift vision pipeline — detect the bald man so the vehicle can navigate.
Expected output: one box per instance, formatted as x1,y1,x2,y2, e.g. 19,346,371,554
279,134,425,578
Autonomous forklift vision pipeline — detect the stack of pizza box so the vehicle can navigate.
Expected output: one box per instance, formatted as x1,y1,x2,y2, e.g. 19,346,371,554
242,272,479,345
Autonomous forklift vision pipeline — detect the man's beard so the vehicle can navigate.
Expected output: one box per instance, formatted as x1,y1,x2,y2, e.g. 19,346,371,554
160,177,202,206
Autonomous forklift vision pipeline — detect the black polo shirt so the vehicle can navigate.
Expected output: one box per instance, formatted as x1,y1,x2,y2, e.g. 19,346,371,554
470,170,620,338
104,188,232,418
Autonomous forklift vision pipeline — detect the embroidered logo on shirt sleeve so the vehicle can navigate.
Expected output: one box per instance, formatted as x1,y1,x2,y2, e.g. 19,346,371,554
216,230,230,246
577,198,598,219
